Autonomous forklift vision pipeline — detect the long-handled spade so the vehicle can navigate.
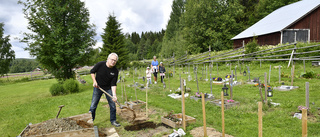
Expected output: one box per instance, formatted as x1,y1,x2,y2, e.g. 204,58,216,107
97,86,136,121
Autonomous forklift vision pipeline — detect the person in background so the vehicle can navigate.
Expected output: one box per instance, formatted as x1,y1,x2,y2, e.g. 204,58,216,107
146,66,152,86
151,56,159,84
159,62,166,83
89,53,120,127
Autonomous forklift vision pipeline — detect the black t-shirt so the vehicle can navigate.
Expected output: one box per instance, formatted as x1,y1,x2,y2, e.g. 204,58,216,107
90,61,118,90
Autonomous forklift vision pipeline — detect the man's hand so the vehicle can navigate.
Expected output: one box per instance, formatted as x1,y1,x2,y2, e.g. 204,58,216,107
112,96,117,102
93,81,98,88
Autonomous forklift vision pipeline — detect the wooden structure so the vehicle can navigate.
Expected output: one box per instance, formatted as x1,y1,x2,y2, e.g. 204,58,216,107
232,1,320,48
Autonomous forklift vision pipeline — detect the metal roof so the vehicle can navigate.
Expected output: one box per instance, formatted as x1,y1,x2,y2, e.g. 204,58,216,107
231,0,320,40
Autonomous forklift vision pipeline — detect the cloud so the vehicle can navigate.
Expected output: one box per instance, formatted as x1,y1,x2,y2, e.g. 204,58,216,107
1,0,173,58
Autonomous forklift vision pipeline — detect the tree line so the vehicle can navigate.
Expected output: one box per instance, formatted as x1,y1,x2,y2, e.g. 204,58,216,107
0,0,299,80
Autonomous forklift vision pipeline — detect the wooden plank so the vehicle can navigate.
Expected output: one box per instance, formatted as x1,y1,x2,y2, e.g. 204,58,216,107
302,109,307,137
202,93,207,137
259,102,263,137
221,91,225,137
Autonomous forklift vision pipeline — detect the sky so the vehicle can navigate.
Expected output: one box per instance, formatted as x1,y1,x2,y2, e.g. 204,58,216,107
0,0,173,58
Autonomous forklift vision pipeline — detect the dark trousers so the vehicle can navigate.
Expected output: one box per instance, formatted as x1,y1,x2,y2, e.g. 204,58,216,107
89,87,116,123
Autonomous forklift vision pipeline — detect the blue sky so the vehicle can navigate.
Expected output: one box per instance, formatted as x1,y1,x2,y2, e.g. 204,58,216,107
0,0,172,58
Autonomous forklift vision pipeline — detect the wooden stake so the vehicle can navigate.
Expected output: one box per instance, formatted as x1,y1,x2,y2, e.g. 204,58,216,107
258,102,263,137
260,60,262,68
134,69,137,101
302,109,308,137
195,67,200,93
306,82,309,108
210,74,212,94
279,65,281,84
264,72,267,105
235,66,237,81
303,60,306,73
217,63,219,76
291,65,295,86
181,79,186,130
268,65,271,85
221,91,225,137
230,70,233,100
146,83,148,117
201,93,207,137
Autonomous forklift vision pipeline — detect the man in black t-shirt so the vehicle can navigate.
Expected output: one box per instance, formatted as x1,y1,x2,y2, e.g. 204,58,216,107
89,53,120,127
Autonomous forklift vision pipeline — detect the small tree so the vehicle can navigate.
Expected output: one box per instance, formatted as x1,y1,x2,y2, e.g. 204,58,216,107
19,0,96,81
0,23,15,77
100,14,128,68
245,37,259,57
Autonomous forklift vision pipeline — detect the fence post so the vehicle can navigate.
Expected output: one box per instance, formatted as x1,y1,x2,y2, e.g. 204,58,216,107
181,79,186,131
258,102,263,137
268,65,271,85
279,65,281,84
302,109,307,137
306,82,309,108
230,70,233,100
221,91,225,137
201,93,207,137
264,72,267,105
303,59,306,73
217,63,219,76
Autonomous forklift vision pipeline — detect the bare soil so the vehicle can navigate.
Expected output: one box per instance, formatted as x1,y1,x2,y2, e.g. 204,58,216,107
190,127,233,137
21,118,84,136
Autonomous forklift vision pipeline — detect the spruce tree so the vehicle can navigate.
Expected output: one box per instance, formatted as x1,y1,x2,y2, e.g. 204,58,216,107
100,14,128,68
0,23,15,77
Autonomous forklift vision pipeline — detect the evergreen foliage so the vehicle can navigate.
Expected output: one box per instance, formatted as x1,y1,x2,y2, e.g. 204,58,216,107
9,59,40,73
0,23,15,77
100,14,128,68
18,0,96,81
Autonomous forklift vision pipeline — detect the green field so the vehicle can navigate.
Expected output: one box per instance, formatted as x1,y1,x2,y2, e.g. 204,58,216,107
0,61,319,137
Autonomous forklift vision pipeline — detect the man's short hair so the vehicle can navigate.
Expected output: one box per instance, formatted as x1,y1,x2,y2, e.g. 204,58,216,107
153,56,156,58
107,53,118,61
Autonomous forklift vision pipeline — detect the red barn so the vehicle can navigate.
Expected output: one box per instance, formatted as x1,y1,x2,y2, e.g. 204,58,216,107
232,0,320,48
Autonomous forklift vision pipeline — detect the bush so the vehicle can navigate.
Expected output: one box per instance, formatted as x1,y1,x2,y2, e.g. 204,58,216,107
49,83,65,96
245,37,259,56
63,79,79,93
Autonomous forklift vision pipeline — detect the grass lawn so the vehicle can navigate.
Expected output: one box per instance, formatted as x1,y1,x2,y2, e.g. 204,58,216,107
0,61,319,137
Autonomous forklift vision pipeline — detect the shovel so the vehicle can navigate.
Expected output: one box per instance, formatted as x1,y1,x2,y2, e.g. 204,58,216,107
97,86,127,109
97,86,137,121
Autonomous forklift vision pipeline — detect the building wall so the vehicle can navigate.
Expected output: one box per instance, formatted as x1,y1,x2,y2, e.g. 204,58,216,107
233,6,320,48
233,32,281,48
288,6,320,42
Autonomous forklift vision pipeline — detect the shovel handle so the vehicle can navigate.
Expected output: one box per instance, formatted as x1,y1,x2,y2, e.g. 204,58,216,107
97,86,122,107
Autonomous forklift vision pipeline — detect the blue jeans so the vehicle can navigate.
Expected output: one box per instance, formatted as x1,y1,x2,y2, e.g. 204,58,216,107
89,87,116,123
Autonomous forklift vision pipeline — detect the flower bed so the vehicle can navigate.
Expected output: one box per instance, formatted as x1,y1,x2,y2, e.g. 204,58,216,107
161,113,196,128
211,99,240,109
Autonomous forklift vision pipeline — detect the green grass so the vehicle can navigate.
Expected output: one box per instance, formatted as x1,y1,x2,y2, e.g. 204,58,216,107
1,61,320,137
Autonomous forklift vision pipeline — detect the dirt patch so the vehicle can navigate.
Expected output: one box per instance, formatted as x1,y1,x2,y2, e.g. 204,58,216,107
190,127,233,137
124,121,158,131
137,126,171,137
21,118,84,136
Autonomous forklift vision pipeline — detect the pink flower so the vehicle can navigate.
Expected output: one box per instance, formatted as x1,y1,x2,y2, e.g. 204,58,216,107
227,99,234,103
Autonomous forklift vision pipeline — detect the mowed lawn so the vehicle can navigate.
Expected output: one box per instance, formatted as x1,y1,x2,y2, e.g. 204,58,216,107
0,61,320,137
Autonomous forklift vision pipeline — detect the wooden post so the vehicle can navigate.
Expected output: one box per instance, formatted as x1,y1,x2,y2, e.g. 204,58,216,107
239,60,242,74
260,60,262,68
230,63,232,72
291,66,295,86
230,70,233,100
221,91,225,137
235,66,237,81
268,65,271,85
247,66,251,81
210,74,213,94
258,102,263,137
146,83,148,117
302,109,307,137
206,65,208,81
202,64,204,79
134,69,137,101
181,79,186,130
201,93,207,137
279,65,281,84
264,72,267,105
217,63,219,76
303,60,306,73
195,67,200,93
306,82,309,108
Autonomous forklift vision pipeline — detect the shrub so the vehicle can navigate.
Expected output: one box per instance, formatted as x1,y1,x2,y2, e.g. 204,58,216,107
49,83,65,96
63,79,79,93
245,37,259,57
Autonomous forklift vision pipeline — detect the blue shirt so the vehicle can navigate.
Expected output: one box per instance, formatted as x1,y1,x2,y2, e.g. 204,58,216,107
151,60,159,69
